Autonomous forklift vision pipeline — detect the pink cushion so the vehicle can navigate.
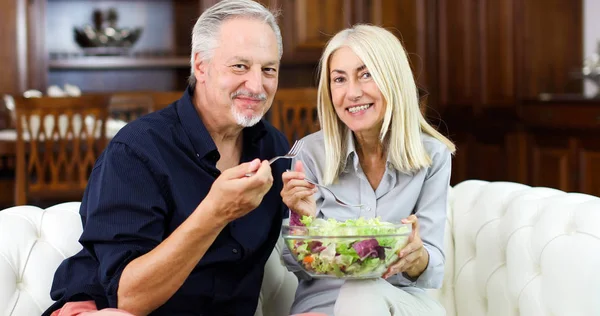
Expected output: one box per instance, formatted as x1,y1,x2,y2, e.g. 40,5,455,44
50,301,135,316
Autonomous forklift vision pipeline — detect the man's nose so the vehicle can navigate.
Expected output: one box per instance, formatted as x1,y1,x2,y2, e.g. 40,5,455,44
244,67,263,94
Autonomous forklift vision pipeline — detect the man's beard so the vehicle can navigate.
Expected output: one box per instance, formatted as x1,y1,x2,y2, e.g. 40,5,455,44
231,106,263,127
230,90,267,127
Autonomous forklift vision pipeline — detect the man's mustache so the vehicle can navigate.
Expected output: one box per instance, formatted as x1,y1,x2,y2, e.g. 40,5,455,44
231,90,267,101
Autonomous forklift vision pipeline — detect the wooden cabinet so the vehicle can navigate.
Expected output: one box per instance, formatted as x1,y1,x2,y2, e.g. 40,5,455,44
0,0,27,95
528,135,577,192
580,142,600,197
2,0,431,91
33,0,205,92
1,0,596,196
519,98,600,195
272,0,429,88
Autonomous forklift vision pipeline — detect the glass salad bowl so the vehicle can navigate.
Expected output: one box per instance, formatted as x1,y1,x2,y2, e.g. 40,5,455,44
282,216,411,279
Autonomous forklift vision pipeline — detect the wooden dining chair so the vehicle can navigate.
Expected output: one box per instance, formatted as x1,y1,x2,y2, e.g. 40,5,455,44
150,91,184,111
108,93,154,122
269,88,319,145
13,95,111,206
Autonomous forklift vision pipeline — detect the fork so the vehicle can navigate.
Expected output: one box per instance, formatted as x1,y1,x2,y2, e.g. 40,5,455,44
245,139,304,176
303,178,364,209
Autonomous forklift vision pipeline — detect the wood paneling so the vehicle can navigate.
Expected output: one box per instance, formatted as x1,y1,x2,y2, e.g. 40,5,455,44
277,0,351,64
530,136,574,191
480,0,515,106
1,0,595,197
517,0,583,98
580,149,600,197
437,0,477,107
27,0,46,91
0,0,27,95
369,0,428,87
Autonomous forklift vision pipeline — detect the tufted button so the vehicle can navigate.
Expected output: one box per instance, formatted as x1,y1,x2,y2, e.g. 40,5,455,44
196,153,200,158
565,218,577,235
16,281,24,290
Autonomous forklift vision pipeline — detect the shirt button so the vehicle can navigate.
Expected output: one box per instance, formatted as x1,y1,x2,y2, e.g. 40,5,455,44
232,248,238,254
195,153,200,158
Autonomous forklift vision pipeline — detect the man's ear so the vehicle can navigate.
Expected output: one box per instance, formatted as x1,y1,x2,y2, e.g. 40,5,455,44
193,52,208,83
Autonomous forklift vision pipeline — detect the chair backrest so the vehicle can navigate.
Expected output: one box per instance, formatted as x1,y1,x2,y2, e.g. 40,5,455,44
108,93,153,122
13,95,110,205
150,91,183,111
269,88,319,145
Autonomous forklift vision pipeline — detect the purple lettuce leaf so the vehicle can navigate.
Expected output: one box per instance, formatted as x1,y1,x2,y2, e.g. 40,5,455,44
352,238,387,260
308,241,326,253
290,211,304,226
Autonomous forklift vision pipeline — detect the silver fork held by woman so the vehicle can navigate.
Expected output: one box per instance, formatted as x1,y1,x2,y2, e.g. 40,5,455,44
303,178,364,208
244,139,304,177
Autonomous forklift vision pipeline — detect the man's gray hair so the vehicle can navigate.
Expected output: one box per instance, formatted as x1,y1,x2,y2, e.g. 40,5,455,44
188,0,283,87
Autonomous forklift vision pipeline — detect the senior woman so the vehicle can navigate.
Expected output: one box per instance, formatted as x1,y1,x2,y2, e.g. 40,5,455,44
281,24,455,316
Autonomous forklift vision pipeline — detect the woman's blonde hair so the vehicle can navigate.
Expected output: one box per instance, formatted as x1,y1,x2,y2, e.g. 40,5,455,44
316,24,456,185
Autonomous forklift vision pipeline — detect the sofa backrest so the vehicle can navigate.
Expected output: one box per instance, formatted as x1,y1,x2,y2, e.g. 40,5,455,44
443,180,600,316
2,180,600,316
0,202,294,316
0,203,83,315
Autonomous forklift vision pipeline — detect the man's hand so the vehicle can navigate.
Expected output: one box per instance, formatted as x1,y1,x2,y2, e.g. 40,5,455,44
281,160,317,218
203,158,273,224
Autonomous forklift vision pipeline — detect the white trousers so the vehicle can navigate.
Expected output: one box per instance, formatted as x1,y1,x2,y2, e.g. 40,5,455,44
333,279,445,316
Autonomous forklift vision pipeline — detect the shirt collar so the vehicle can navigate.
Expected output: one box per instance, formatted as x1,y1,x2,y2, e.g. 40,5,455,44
175,86,267,160
342,128,393,172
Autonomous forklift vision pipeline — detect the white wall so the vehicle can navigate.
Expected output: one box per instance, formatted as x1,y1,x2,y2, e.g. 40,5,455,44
584,0,600,97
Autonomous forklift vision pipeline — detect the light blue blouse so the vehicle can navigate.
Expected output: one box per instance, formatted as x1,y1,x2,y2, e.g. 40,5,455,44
282,129,452,314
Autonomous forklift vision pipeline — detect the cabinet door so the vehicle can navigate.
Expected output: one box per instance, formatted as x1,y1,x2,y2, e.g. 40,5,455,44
579,139,600,197
0,0,28,94
368,0,429,88
277,0,353,63
529,135,577,192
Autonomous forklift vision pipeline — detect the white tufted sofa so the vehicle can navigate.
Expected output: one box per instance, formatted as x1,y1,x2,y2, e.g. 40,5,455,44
2,180,600,316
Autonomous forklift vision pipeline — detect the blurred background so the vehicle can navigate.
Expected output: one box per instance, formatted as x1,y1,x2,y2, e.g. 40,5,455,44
0,0,598,208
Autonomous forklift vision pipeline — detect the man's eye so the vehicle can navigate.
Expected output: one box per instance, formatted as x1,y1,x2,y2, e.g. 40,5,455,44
232,64,248,70
263,68,277,74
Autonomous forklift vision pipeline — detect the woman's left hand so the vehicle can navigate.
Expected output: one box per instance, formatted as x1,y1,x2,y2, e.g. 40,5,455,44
382,215,429,279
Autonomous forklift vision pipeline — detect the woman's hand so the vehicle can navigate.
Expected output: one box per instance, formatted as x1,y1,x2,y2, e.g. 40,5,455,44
382,215,429,279
281,161,317,218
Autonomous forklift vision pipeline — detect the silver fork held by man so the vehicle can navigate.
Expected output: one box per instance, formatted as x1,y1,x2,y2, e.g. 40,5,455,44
244,139,304,177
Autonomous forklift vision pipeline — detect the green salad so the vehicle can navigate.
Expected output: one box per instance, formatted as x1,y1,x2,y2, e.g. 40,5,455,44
285,215,411,278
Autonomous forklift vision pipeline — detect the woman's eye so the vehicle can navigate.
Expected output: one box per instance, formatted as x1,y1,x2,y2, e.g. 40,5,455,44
332,77,345,83
361,72,371,79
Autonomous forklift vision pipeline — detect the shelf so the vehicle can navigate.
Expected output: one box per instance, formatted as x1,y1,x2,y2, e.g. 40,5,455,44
48,56,190,70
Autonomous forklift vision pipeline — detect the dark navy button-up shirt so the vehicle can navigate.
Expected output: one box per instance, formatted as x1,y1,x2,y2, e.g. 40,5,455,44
45,87,290,316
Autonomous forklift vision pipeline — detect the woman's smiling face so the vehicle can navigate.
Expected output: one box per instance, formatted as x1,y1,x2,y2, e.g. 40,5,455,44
328,46,385,134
